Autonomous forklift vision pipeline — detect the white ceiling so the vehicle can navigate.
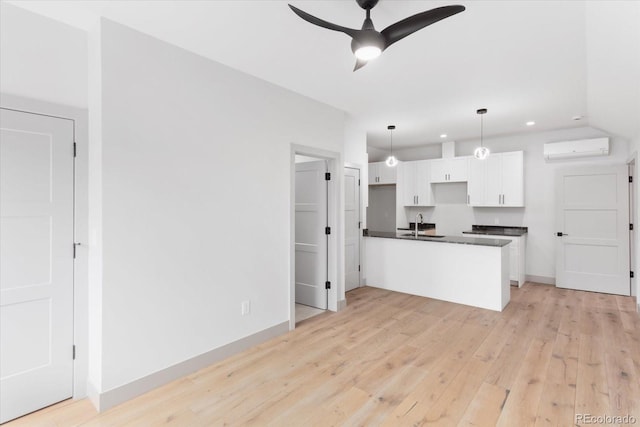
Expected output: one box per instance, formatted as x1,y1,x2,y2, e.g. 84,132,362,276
5,0,640,148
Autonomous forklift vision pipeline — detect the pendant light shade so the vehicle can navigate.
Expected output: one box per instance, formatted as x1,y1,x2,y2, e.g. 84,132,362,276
474,108,490,160
385,125,398,167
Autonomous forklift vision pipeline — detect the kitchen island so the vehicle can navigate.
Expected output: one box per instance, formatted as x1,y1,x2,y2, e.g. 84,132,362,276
364,231,511,311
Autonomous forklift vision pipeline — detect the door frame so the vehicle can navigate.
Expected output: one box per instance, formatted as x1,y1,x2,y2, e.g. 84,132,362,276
0,94,89,399
290,144,343,330
628,151,639,309
345,162,364,290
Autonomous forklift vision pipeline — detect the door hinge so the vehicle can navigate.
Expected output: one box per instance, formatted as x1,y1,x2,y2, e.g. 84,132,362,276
631,271,635,278
358,265,361,272
72,345,76,360
358,221,361,229
631,224,634,231
325,226,331,235
73,242,81,259
325,281,331,289
630,176,633,183
325,172,331,181
73,142,77,158
358,179,360,186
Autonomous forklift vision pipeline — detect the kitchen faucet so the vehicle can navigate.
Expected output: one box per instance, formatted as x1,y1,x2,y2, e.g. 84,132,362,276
414,213,423,238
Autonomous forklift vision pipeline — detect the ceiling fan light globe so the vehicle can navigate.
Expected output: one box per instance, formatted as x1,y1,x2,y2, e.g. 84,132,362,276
386,155,398,167
354,46,382,60
474,146,490,160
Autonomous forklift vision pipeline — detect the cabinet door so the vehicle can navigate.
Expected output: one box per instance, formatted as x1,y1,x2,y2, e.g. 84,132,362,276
509,242,518,281
468,157,486,206
485,154,502,206
400,162,416,206
415,160,433,206
448,157,468,182
379,161,397,184
430,159,447,183
368,163,379,185
501,151,524,206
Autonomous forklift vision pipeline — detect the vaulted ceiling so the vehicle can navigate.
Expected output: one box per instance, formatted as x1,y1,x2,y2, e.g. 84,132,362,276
5,0,640,148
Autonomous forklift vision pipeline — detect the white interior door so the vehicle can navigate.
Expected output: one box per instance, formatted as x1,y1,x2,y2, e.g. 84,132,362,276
344,167,360,292
295,160,328,309
556,165,630,295
0,108,74,423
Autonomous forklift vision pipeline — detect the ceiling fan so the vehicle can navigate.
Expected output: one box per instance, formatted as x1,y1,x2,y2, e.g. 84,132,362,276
288,0,466,71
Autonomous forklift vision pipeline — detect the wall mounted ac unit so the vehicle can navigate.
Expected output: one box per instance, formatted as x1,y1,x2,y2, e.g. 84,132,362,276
543,137,609,160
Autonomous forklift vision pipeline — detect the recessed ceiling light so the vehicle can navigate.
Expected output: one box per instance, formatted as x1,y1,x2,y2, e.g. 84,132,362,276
440,134,447,138
526,121,535,126
572,115,583,121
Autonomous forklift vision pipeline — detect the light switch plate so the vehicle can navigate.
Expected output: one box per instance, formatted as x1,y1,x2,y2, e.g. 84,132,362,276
241,300,251,316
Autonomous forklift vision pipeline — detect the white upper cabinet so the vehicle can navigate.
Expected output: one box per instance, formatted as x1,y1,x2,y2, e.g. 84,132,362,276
368,161,397,185
399,160,434,206
467,157,486,206
430,157,468,183
467,151,524,207
500,152,524,206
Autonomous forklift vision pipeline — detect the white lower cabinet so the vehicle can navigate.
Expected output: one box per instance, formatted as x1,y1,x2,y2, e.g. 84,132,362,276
399,160,434,206
466,233,527,287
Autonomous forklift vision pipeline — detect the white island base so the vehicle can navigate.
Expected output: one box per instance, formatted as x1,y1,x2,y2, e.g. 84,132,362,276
365,236,510,311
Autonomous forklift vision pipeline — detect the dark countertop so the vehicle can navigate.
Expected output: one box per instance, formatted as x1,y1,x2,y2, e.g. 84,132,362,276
462,225,528,237
364,230,512,247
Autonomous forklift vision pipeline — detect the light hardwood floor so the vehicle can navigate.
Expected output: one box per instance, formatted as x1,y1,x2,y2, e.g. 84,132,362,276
295,303,325,324
6,284,640,426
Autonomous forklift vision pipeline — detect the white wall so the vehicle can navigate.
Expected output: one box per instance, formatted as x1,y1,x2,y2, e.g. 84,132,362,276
585,1,640,141
0,3,88,108
89,19,346,395
371,127,629,281
344,117,368,225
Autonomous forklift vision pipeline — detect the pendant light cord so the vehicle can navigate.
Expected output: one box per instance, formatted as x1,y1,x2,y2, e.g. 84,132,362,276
390,127,393,156
480,114,484,148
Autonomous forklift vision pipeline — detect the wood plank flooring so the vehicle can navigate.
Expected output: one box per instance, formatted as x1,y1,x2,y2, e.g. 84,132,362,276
6,284,640,426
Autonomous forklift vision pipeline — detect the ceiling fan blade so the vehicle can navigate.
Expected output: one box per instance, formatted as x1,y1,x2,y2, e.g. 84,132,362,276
353,58,368,71
288,4,358,37
381,5,465,48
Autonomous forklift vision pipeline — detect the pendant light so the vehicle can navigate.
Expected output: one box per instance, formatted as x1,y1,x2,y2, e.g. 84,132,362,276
474,108,490,160
385,125,398,167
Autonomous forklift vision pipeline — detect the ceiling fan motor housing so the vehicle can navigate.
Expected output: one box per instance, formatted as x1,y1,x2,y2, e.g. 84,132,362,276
351,31,385,54
356,0,379,10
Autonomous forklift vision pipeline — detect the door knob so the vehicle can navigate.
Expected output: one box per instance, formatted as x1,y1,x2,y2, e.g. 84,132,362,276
556,232,568,236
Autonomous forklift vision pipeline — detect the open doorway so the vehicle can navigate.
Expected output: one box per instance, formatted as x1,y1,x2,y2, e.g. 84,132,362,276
290,146,342,329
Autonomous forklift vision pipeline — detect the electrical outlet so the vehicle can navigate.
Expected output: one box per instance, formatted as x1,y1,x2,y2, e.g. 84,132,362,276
241,300,251,316
494,218,500,225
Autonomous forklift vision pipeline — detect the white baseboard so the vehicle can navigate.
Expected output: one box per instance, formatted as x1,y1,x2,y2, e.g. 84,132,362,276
94,321,289,412
337,299,347,311
525,275,556,285
86,381,100,411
